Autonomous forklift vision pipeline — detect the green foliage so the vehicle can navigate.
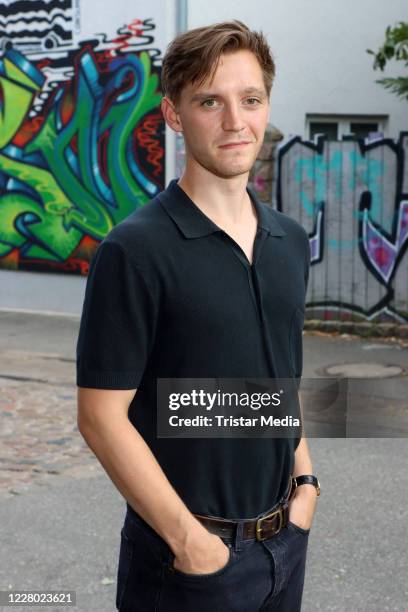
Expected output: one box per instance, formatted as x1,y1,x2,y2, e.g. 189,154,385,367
366,22,408,101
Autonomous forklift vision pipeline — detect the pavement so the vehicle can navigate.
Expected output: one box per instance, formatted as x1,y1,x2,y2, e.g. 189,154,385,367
1,310,408,611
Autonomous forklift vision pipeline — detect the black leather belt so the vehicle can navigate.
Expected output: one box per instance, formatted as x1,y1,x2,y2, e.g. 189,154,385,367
193,476,295,542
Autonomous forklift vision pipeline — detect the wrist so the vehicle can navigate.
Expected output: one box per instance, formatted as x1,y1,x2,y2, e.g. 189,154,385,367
293,483,318,500
166,514,211,557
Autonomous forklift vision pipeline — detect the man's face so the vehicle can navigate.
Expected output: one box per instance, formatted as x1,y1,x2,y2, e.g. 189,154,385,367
169,49,270,179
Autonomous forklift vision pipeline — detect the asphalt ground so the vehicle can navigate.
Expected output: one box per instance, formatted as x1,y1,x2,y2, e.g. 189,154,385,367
1,311,408,612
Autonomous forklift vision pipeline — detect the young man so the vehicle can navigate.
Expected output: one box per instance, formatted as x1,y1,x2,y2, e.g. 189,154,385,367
76,20,319,612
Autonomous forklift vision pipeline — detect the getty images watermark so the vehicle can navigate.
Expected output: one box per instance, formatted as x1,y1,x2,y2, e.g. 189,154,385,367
167,387,297,427
157,377,408,438
157,378,302,438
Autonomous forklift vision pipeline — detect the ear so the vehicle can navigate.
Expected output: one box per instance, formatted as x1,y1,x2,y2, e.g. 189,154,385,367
161,96,183,133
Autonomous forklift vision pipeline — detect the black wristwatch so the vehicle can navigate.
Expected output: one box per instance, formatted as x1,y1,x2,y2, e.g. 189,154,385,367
292,475,321,497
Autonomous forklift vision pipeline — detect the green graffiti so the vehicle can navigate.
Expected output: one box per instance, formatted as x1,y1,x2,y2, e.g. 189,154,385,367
0,46,163,267
0,193,81,260
0,55,43,149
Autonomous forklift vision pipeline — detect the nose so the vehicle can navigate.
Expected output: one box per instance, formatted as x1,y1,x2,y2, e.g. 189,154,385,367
221,102,245,132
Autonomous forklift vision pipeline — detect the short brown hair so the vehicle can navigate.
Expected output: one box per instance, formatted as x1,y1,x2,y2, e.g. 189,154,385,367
161,20,276,106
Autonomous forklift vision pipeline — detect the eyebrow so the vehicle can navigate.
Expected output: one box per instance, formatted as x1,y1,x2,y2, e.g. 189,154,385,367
190,87,267,102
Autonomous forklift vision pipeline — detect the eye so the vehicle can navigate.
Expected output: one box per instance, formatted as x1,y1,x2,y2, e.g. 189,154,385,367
201,99,217,107
245,97,261,105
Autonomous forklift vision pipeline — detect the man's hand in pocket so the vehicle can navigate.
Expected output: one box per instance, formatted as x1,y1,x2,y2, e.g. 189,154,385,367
288,484,318,531
172,528,230,575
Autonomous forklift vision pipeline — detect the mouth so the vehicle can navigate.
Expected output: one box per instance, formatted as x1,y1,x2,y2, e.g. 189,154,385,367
218,141,252,149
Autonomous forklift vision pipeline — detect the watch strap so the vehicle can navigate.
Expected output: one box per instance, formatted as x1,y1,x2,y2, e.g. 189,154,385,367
292,474,320,496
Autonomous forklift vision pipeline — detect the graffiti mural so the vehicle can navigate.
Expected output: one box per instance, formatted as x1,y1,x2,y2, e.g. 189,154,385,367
276,132,408,323
0,2,164,274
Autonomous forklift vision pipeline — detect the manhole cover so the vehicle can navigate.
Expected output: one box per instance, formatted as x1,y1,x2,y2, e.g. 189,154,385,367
325,363,403,378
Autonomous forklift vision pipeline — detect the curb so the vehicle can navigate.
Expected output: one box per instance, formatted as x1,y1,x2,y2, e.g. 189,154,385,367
304,320,408,339
0,307,80,319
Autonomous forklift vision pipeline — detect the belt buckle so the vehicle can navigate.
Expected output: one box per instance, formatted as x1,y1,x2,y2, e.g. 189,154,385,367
255,507,283,542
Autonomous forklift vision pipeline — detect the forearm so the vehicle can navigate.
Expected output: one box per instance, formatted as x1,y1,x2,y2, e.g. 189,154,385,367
293,435,313,477
290,392,318,525
289,432,318,528
78,413,206,556
293,391,313,477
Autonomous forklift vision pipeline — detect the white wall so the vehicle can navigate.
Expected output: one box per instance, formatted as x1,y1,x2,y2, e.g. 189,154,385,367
187,0,407,139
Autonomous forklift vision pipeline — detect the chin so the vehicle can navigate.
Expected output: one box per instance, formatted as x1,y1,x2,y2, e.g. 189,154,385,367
209,166,252,179
214,159,254,176
218,161,254,177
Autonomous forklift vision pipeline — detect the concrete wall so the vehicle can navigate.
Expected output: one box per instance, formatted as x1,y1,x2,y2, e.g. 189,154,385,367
187,0,408,138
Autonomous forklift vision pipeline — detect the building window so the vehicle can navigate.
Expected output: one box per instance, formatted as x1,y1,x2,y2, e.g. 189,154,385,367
349,122,380,140
306,115,387,141
309,122,338,141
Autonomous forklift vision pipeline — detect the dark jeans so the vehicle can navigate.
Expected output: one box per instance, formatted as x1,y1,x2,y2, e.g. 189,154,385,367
116,508,310,612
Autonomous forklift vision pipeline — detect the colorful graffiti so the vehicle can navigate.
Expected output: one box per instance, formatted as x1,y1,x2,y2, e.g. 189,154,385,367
275,132,408,323
0,12,164,274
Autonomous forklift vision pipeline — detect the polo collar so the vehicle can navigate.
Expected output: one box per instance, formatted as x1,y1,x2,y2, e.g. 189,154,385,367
157,179,286,239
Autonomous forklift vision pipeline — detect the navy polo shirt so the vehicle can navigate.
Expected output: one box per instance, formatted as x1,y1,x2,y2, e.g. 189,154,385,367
76,179,310,519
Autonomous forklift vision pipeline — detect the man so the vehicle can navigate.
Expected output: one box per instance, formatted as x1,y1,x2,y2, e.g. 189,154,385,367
76,20,319,612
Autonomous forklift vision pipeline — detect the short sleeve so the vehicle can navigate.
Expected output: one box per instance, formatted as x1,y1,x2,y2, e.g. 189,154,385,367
76,239,158,389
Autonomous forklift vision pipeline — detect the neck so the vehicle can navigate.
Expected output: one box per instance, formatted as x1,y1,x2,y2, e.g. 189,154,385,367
177,161,252,225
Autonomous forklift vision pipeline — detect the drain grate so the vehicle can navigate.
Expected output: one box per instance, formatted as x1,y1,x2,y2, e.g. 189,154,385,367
325,363,403,378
